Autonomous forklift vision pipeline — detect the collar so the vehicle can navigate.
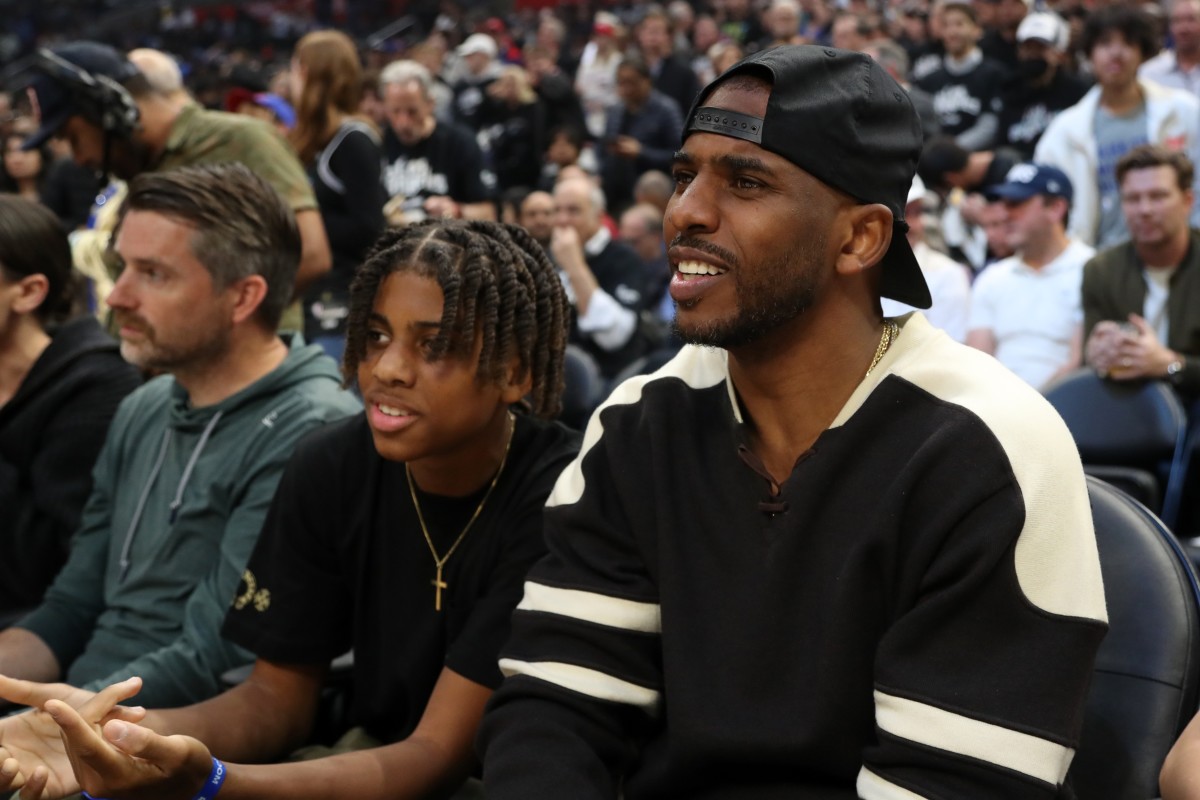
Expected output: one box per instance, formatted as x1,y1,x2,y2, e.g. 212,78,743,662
584,226,612,257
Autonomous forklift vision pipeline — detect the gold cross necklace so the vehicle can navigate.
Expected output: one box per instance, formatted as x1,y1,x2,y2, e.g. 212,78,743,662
406,412,515,611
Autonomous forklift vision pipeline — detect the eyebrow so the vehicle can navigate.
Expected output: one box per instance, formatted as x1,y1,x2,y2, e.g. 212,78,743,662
673,150,774,174
367,312,442,330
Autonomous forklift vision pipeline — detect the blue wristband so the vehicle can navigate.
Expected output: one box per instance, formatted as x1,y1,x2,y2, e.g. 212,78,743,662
190,757,226,800
80,758,225,800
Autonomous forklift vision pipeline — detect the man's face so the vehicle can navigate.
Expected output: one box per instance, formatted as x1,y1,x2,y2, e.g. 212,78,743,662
519,191,556,245
384,81,434,146
616,66,652,107
832,17,865,51
1121,165,1194,249
665,80,841,350
1090,30,1143,90
638,18,672,56
107,210,237,373
941,9,980,58
768,6,801,39
998,0,1028,29
553,180,600,241
60,114,151,180
1171,0,1200,54
619,210,665,264
1002,194,1056,251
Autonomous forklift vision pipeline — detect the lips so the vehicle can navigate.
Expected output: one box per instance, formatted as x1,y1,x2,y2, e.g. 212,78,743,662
365,397,420,434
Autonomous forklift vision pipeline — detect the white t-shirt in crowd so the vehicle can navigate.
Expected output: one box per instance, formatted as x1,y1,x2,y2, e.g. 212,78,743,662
882,241,973,343
968,238,1096,389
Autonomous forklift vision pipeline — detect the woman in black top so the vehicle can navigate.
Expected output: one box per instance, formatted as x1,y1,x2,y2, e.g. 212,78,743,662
289,30,387,359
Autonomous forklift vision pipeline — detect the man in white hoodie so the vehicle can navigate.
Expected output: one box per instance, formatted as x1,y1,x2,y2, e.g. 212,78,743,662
1035,4,1200,249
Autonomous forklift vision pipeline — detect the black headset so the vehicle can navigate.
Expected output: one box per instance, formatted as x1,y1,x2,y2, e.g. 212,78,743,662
32,47,141,139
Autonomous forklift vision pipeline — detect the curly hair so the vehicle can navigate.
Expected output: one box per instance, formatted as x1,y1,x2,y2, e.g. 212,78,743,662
343,219,570,419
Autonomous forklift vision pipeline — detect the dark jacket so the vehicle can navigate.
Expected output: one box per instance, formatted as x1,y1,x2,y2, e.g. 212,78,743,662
600,90,683,210
651,55,700,121
1082,229,1200,396
0,316,141,619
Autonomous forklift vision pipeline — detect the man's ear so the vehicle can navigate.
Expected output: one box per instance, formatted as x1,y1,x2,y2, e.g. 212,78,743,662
227,275,270,325
499,354,534,405
11,274,50,315
835,203,894,277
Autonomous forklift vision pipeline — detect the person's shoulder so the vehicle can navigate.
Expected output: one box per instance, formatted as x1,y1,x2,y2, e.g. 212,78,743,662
972,256,1020,288
290,414,370,466
888,316,1076,451
1084,240,1137,276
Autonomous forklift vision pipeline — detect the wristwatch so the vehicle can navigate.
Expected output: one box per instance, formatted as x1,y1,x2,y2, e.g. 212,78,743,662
1167,357,1186,384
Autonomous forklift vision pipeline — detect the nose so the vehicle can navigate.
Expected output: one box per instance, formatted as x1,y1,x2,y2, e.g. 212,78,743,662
106,268,136,311
371,341,417,386
666,175,718,237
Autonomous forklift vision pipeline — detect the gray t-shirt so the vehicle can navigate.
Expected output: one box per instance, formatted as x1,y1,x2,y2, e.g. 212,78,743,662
1094,104,1149,248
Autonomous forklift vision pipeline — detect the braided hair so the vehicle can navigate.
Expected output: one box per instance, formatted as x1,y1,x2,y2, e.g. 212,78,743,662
343,219,570,419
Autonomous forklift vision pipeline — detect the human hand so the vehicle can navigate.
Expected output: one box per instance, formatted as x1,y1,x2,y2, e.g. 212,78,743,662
423,196,461,219
958,192,988,226
550,225,583,267
0,676,143,799
1109,314,1177,380
0,747,49,800
1085,321,1127,373
46,698,212,800
612,136,641,159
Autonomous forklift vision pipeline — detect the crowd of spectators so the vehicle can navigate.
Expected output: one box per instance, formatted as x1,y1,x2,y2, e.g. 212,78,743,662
4,0,1200,795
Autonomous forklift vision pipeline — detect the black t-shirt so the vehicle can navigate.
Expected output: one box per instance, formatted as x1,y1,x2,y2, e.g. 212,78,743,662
222,413,580,743
381,121,494,215
996,71,1090,160
916,57,1010,138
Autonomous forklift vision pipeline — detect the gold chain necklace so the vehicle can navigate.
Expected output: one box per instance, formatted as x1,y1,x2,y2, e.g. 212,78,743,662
406,412,515,611
865,319,900,377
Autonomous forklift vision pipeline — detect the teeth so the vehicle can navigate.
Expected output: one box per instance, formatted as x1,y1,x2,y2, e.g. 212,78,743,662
676,260,726,276
378,404,408,417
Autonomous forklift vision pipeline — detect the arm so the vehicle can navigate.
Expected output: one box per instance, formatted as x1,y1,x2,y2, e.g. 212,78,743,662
953,111,999,152
1162,711,1200,800
859,410,1106,797
316,130,386,259
292,209,332,298
480,429,661,798
78,427,309,708
51,666,489,800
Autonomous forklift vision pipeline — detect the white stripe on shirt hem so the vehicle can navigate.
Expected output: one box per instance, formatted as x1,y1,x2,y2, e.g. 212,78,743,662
856,767,931,799
499,658,661,714
517,581,662,633
875,690,1074,786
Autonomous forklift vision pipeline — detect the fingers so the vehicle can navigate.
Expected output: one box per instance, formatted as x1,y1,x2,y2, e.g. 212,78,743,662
101,720,194,767
16,765,47,800
0,676,67,710
74,678,142,724
45,700,112,764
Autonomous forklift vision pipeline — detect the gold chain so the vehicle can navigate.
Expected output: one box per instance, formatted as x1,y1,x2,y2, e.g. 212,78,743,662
406,412,515,611
865,319,900,377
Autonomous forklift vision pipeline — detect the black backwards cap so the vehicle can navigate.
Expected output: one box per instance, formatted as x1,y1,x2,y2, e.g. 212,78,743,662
683,45,931,309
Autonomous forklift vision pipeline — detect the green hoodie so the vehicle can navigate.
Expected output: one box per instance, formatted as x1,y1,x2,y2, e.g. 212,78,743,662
19,336,360,707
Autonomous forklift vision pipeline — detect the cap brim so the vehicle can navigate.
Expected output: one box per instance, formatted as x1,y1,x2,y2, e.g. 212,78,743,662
984,183,1039,201
20,108,71,151
880,231,932,309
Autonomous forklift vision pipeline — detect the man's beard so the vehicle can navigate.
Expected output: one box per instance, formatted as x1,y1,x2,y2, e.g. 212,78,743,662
670,233,823,349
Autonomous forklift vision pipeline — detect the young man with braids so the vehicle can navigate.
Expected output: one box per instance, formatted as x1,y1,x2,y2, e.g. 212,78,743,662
0,219,580,800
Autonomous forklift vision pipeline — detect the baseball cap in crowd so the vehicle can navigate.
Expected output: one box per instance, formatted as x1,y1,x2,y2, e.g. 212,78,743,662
908,174,928,206
252,93,296,129
985,163,1074,204
1017,12,1070,50
458,33,498,59
21,41,141,151
594,12,620,37
682,45,930,309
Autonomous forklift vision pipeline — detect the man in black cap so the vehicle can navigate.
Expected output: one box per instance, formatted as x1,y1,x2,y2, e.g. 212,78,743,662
17,42,331,297
475,46,1106,797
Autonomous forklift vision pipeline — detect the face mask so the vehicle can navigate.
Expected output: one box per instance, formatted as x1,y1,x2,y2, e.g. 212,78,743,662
1017,57,1051,81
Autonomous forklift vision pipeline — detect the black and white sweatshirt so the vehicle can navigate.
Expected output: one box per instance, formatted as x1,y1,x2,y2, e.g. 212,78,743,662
479,313,1107,799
